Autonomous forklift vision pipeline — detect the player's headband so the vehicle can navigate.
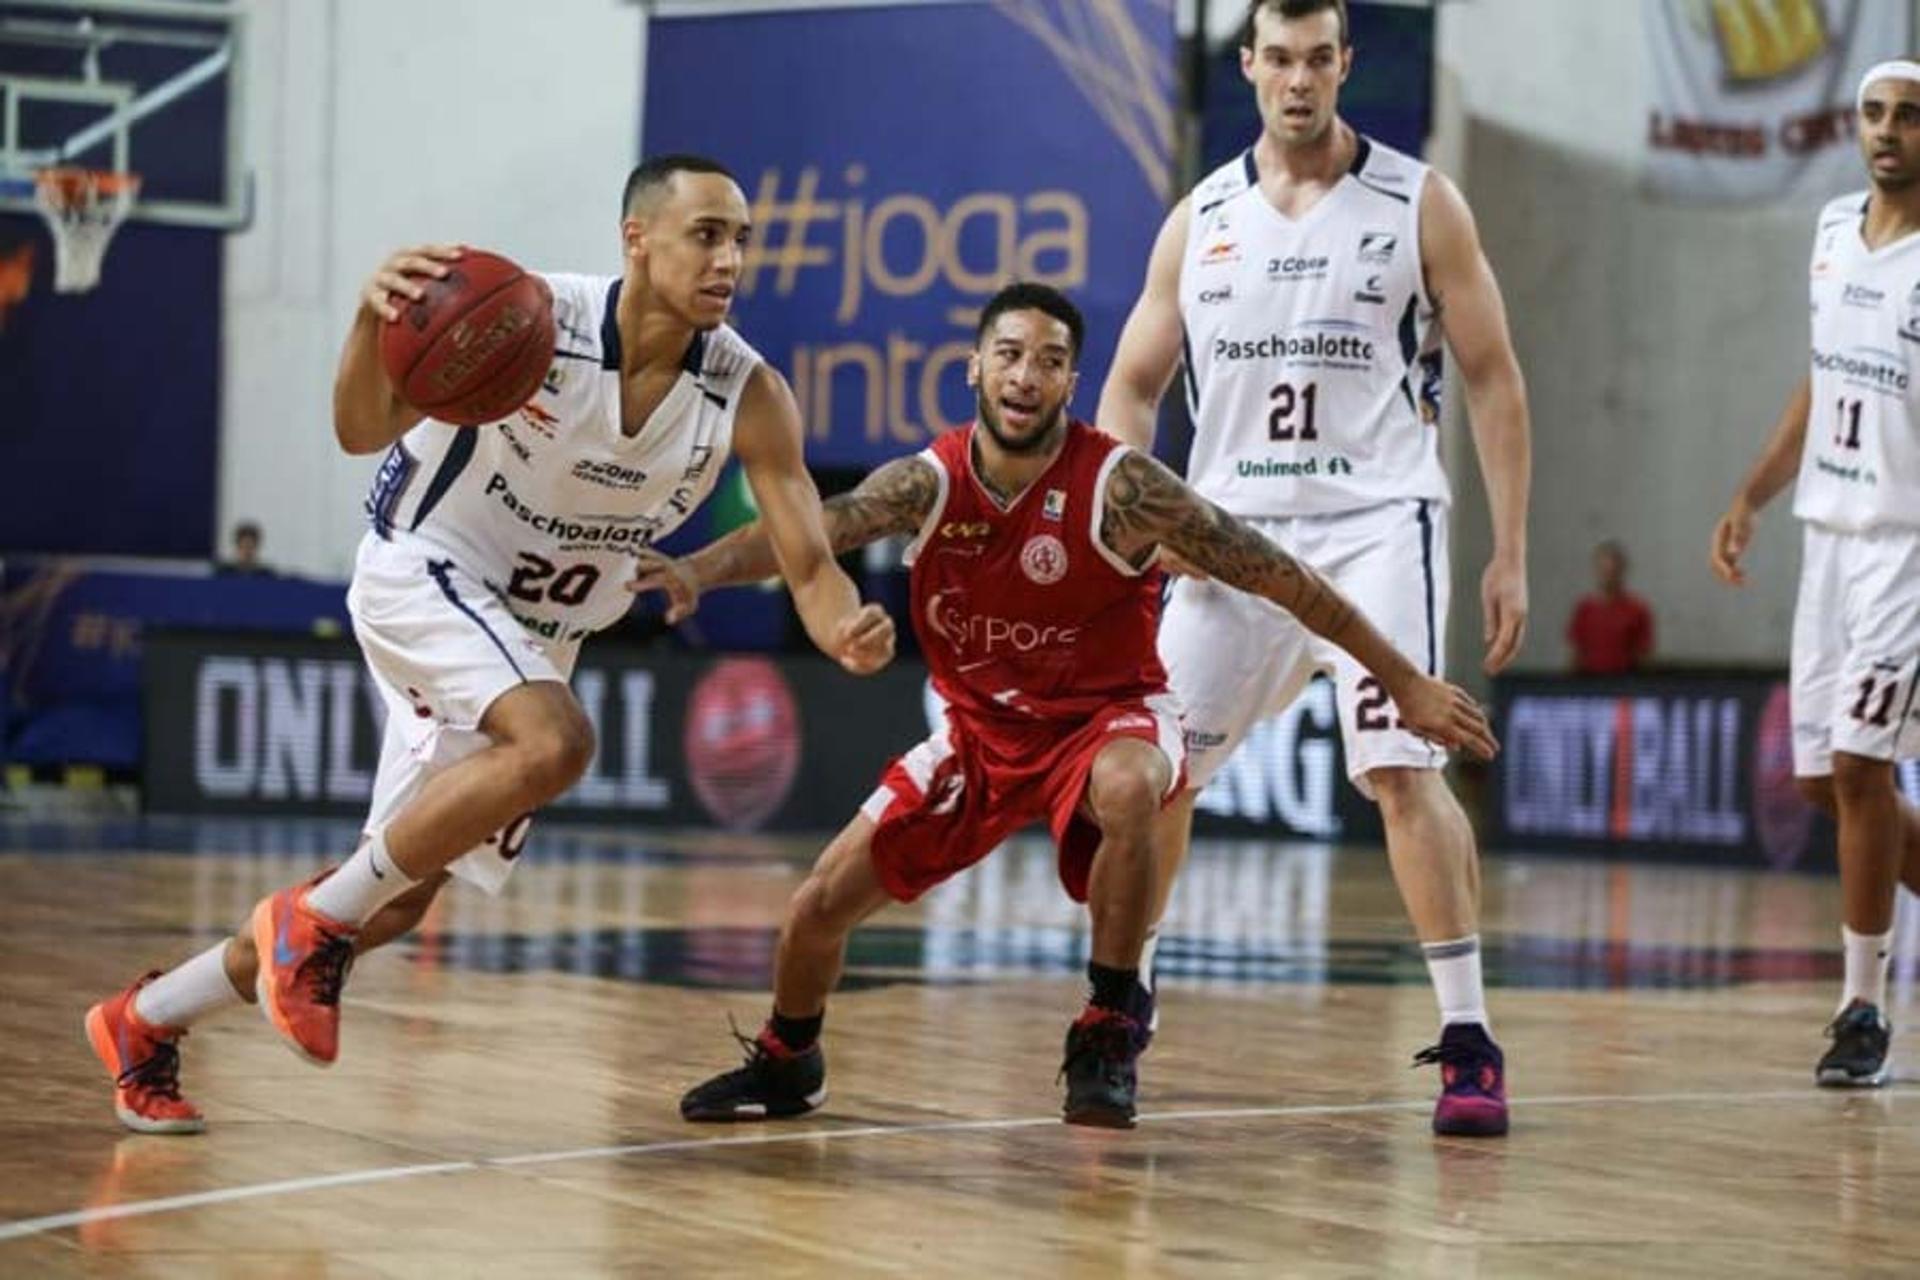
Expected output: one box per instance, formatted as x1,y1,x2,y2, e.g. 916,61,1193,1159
1858,60,1920,110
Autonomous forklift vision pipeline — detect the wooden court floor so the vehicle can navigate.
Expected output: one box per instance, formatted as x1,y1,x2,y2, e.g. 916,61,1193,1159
2,817,1919,1278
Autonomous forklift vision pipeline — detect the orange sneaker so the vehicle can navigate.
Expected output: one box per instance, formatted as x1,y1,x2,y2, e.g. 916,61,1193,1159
250,886,359,1066
84,974,206,1134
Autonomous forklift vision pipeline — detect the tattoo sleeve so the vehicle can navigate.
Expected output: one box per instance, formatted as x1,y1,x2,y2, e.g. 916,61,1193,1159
687,455,939,590
1099,450,1360,642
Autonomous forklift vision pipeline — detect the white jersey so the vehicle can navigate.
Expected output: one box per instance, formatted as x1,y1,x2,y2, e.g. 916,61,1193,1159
1177,138,1448,517
1797,192,1920,534
364,272,761,639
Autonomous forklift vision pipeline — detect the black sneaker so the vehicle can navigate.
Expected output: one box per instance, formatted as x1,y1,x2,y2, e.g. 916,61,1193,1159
1816,1000,1891,1088
1060,1006,1144,1129
680,1022,827,1122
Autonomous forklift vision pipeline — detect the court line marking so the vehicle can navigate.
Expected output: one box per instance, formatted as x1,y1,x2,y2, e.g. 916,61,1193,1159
0,1088,1823,1243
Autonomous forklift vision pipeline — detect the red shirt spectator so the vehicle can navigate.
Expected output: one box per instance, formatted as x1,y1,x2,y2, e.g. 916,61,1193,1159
1568,541,1654,675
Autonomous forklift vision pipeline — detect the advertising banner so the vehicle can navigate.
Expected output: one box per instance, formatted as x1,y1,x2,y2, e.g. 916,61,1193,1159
642,1,1175,466
1646,0,1911,203
145,632,1374,842
1491,672,1920,868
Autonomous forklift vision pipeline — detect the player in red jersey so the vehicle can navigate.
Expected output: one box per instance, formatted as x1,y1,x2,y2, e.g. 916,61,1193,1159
650,283,1496,1127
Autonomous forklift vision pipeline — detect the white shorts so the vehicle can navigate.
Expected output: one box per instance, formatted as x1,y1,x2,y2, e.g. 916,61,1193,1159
347,534,579,894
1790,522,1920,777
1160,499,1448,796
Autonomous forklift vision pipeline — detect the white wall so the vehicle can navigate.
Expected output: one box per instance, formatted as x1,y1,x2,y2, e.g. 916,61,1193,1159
220,0,644,579
1434,0,1919,671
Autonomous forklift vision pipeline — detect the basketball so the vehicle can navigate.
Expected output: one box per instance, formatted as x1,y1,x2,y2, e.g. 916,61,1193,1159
379,249,555,426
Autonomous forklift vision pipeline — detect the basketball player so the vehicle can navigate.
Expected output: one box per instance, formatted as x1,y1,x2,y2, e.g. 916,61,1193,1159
1096,0,1532,1136
1710,64,1920,1088
648,283,1496,1128
82,155,895,1133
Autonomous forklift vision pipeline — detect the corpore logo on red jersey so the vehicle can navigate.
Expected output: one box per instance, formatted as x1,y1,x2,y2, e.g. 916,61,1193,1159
924,589,1081,658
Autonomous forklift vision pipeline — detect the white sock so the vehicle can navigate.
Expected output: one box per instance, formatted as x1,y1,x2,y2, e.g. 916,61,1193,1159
133,941,247,1029
1422,934,1489,1030
1840,926,1893,1013
304,829,418,927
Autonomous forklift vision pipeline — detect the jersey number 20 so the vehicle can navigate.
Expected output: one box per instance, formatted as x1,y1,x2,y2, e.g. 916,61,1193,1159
508,552,600,606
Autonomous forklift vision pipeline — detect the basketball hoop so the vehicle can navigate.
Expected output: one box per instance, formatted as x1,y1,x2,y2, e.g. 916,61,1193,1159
33,168,140,294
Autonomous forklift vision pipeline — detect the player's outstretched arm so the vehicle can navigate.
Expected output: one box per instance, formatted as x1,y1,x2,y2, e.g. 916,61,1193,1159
1423,173,1532,675
1710,373,1811,587
1095,199,1190,453
1099,450,1499,759
332,244,461,455
629,454,939,625
730,365,896,675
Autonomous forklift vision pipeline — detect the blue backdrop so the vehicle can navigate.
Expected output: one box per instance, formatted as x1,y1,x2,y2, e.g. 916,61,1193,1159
643,0,1175,468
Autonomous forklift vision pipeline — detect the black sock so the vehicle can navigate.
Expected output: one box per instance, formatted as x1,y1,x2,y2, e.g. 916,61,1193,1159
768,1009,823,1053
1087,962,1139,1014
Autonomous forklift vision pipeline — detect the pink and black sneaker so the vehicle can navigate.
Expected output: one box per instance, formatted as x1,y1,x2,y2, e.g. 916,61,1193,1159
1414,1022,1508,1137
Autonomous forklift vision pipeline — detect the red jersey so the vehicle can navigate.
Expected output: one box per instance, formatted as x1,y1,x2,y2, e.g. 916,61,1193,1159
906,420,1167,726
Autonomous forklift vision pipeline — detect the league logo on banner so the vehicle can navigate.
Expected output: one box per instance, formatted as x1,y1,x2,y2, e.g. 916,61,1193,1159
642,2,1174,467
1645,0,1912,203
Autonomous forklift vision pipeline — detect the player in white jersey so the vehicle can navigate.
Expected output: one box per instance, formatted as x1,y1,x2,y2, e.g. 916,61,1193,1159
1098,0,1531,1137
1711,64,1920,1090
81,155,895,1133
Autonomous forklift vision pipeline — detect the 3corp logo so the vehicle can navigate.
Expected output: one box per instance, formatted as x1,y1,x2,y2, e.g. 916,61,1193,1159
1357,232,1398,266
1266,255,1330,283
1843,283,1886,309
1019,534,1069,585
572,458,651,491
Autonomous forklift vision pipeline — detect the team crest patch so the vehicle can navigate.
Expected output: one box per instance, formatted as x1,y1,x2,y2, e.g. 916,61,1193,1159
1020,534,1069,585
1043,489,1066,521
1358,232,1398,265
1900,282,1920,344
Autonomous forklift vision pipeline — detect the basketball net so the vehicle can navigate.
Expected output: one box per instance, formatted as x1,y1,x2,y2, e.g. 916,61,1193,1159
34,168,140,294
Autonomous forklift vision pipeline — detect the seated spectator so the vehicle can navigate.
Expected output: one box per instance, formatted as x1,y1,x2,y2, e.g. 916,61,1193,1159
215,521,275,577
1567,540,1653,675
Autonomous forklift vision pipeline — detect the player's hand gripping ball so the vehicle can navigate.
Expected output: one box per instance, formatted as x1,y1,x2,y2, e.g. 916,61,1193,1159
379,249,556,427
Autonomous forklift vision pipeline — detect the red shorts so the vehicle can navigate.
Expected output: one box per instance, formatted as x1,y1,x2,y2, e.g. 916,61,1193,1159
860,694,1186,904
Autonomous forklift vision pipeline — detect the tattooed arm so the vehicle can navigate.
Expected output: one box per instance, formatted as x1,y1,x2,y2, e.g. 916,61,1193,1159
1099,450,1499,758
628,454,940,624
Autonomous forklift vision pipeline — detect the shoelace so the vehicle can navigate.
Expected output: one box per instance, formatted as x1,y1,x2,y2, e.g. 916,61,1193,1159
118,1038,186,1101
1411,1040,1495,1077
723,1012,798,1069
299,933,357,1007
1057,1012,1138,1081
1825,1007,1886,1041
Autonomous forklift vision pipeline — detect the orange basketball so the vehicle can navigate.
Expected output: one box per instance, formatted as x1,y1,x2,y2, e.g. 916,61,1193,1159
379,249,555,427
